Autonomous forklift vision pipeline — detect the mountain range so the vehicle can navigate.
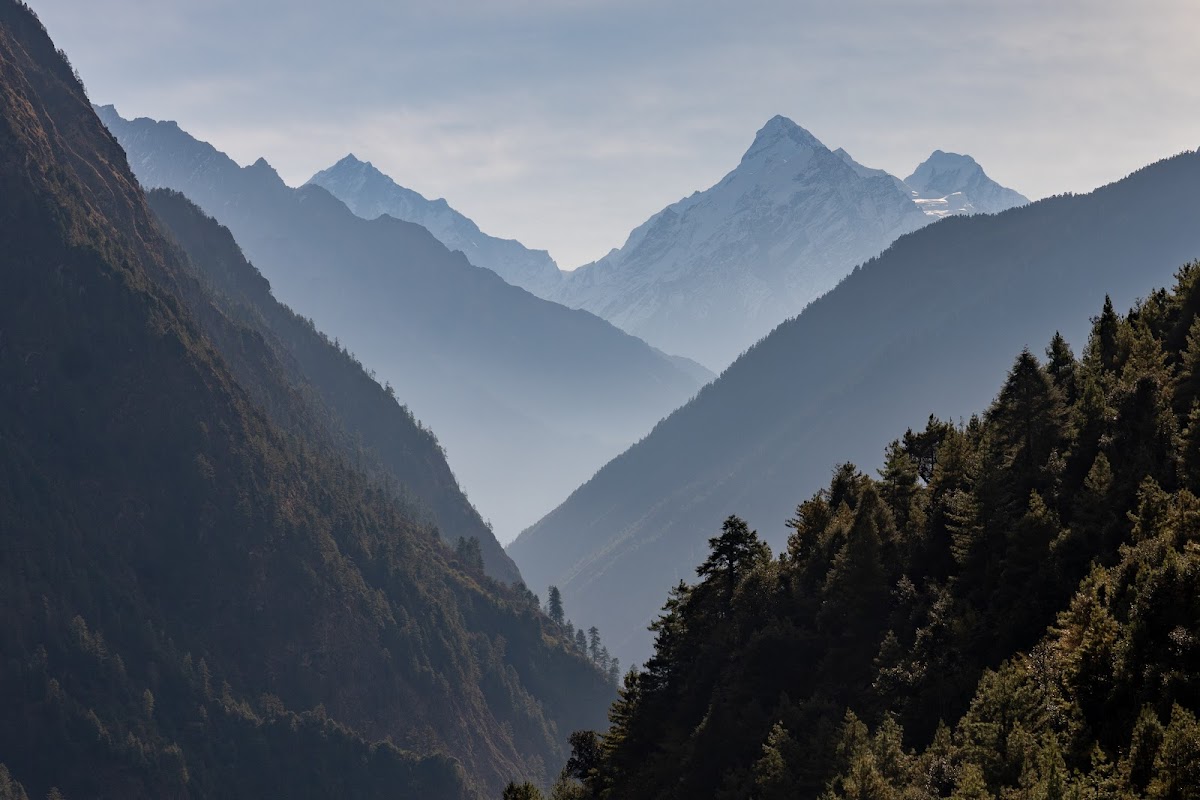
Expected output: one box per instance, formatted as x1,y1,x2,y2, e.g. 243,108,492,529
508,145,1200,666
314,116,1027,371
0,3,615,796
97,105,711,541
308,154,563,297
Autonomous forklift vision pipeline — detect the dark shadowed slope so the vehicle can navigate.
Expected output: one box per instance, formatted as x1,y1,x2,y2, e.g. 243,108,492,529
0,3,611,796
510,147,1200,666
97,105,709,541
145,188,521,583
566,268,1200,799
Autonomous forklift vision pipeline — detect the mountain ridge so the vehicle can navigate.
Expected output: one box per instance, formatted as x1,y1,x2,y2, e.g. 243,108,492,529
98,104,709,541
0,4,614,795
508,146,1200,666
544,115,930,368
307,152,564,296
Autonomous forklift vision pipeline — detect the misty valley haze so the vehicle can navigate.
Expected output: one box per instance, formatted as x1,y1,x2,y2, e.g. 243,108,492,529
3,1,1200,799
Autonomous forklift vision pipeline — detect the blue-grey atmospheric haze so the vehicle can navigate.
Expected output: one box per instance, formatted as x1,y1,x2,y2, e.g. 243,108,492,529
32,0,1200,269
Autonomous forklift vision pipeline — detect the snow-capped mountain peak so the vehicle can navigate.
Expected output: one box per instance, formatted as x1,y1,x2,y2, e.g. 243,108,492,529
548,115,929,369
905,149,983,195
740,115,824,165
904,149,1029,216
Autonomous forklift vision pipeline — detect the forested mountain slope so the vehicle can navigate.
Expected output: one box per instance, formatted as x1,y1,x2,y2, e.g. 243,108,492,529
551,267,1200,799
145,188,521,583
0,4,610,796
510,147,1200,666
97,105,708,541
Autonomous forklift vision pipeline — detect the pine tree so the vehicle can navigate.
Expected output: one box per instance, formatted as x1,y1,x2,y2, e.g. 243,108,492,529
1087,295,1122,375
547,586,564,626
752,722,804,800
695,515,770,604
1045,332,1078,405
453,536,484,572
587,627,601,663
502,781,544,800
986,350,1065,488
1146,704,1200,799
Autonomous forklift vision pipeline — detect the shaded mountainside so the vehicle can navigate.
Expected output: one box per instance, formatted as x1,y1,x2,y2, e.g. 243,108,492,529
96,106,709,542
549,116,930,369
554,267,1200,800
509,147,1200,667
308,154,564,297
145,188,521,584
0,3,611,797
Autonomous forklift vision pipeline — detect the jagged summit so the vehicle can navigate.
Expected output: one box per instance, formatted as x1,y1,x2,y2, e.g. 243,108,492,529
332,152,370,169
547,115,928,368
741,114,824,163
906,149,984,193
905,149,1029,216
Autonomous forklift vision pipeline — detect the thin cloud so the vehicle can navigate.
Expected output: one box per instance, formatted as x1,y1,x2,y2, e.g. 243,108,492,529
30,0,1200,267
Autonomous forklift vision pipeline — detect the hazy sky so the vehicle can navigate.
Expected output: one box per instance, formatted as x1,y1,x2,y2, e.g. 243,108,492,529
32,0,1200,268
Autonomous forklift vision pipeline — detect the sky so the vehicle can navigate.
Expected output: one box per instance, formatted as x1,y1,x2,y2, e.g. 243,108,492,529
31,0,1200,269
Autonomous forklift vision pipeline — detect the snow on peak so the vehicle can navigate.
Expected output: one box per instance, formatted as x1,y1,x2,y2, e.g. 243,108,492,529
905,150,984,194
904,150,1028,216
741,115,824,164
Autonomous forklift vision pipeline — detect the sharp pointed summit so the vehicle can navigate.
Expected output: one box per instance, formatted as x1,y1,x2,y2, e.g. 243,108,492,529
546,115,928,369
741,114,824,162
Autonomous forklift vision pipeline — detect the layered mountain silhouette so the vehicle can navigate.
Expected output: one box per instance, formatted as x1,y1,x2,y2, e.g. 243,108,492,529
145,187,522,583
508,147,1200,666
545,116,1026,369
314,118,1026,373
0,3,613,795
836,146,1029,217
98,106,710,541
308,154,563,297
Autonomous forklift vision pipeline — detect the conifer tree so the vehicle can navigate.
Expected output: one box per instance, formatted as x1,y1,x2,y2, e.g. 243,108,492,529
695,515,770,604
547,586,564,626
587,627,601,663
1045,331,1078,404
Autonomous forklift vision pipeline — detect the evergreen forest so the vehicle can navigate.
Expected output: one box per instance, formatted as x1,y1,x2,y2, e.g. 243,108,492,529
0,4,612,796
525,272,1200,798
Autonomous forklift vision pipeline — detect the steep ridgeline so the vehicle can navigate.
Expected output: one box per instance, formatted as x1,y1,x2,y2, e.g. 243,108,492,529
551,273,1200,800
309,123,1025,375
97,107,709,541
308,155,563,297
0,4,612,797
145,188,520,584
549,116,930,369
836,146,1030,218
509,147,1200,667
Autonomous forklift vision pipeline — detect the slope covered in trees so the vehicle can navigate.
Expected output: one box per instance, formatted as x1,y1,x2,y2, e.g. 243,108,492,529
548,267,1200,799
0,3,611,796
510,145,1200,666
96,105,710,541
144,187,521,583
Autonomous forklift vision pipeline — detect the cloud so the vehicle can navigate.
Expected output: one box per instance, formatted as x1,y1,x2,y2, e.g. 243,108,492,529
29,0,1200,267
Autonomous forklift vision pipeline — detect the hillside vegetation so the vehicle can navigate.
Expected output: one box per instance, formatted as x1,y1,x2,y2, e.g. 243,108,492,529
0,3,611,796
545,267,1200,798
